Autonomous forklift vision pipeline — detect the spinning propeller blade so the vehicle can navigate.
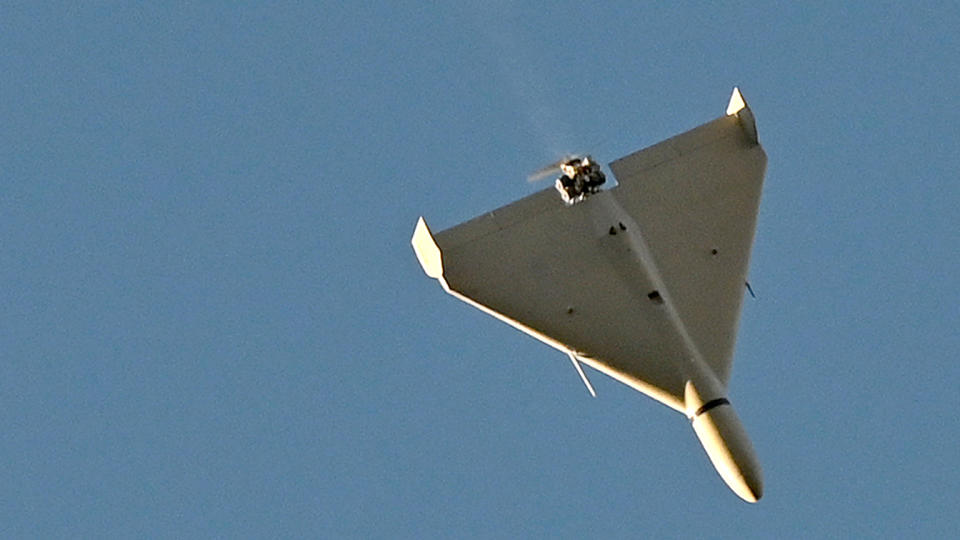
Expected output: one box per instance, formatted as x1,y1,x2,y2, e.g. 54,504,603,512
526,154,583,183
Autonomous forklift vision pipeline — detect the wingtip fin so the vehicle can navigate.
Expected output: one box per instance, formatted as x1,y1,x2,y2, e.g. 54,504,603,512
726,87,747,116
725,86,759,144
412,217,444,279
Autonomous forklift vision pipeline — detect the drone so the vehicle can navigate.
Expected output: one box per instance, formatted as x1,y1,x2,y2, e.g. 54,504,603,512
412,88,767,502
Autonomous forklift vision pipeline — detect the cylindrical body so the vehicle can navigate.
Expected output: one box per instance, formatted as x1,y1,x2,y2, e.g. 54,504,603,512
685,380,763,503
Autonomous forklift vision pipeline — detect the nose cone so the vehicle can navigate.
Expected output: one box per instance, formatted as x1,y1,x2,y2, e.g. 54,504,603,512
730,462,763,503
690,403,764,503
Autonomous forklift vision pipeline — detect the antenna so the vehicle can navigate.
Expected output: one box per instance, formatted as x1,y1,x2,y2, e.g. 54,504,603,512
567,352,597,398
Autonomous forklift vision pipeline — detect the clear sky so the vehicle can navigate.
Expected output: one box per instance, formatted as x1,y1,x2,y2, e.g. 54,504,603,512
2,2,958,537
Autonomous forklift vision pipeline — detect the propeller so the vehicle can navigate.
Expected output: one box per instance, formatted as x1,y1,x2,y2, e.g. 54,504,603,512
526,154,584,183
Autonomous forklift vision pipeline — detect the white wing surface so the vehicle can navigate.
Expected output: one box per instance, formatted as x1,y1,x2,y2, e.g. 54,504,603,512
610,99,766,385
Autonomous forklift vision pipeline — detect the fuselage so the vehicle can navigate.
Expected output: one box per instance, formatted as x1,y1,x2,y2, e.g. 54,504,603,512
684,374,763,502
598,193,764,502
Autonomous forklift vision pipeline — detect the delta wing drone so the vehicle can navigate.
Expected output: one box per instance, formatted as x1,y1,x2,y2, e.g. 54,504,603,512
411,88,767,502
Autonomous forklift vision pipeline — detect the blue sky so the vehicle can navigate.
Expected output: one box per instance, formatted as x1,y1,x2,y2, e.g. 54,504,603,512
2,2,958,537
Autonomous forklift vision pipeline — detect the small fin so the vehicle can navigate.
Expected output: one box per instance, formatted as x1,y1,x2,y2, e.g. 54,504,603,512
726,86,758,144
726,87,746,115
411,217,443,278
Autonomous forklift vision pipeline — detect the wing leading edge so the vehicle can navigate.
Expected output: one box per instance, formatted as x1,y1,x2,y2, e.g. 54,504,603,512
413,88,766,411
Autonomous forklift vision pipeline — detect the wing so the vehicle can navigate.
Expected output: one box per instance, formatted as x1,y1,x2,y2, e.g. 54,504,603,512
412,89,766,410
609,89,766,385
413,189,692,411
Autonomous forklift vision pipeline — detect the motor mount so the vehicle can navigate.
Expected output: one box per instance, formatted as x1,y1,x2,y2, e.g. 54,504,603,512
555,156,605,204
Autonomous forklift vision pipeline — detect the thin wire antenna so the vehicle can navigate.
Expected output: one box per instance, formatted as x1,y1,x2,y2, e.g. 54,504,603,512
567,352,597,398
745,281,756,299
